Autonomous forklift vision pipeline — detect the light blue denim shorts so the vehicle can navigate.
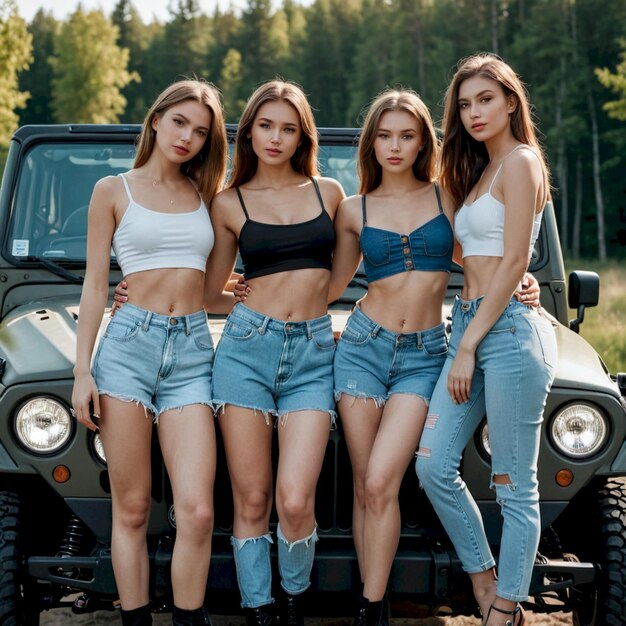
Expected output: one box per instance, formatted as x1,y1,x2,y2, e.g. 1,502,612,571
92,303,214,420
212,303,336,424
334,306,448,406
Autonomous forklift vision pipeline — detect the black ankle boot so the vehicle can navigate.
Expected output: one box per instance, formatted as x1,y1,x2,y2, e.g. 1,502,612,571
278,589,304,626
244,604,276,626
120,604,152,626
172,605,213,625
353,595,383,626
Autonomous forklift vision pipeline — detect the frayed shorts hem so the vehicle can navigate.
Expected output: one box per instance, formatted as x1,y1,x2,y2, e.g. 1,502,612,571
334,389,430,408
215,400,336,429
98,392,214,424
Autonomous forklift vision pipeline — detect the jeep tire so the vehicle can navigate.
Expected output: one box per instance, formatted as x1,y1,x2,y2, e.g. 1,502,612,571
596,478,626,626
0,490,39,625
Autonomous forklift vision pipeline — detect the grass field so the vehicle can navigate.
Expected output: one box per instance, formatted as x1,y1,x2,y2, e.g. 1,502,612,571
565,259,625,375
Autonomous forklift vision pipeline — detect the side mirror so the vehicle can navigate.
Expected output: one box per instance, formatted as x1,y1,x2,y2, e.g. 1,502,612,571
568,270,600,333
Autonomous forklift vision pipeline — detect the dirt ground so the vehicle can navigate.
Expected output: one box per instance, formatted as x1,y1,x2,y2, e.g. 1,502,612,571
40,608,574,625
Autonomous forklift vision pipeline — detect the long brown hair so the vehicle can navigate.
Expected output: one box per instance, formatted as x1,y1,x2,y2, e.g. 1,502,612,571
134,79,227,204
228,80,319,188
358,89,438,194
440,53,550,209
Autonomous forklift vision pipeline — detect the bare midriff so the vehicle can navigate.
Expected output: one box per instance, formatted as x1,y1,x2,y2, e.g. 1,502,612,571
243,267,331,321
360,270,449,333
124,267,206,316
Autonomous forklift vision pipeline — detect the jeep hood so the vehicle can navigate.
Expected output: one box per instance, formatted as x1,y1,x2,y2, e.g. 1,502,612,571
0,297,83,386
0,298,617,399
551,321,617,396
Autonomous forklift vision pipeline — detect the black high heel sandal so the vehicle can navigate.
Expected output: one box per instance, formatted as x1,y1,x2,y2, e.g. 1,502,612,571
484,603,524,626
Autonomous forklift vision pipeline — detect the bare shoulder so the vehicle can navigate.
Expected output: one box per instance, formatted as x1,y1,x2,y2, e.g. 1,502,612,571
436,183,457,223
315,176,346,212
336,194,363,230
209,187,241,226
504,146,543,178
90,175,123,210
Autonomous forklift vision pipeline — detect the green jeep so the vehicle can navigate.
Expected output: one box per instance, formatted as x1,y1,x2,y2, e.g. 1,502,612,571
0,124,624,625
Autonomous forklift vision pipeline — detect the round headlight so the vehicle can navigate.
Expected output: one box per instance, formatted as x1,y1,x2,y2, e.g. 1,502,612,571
14,397,73,453
480,421,491,457
93,433,107,464
550,403,609,458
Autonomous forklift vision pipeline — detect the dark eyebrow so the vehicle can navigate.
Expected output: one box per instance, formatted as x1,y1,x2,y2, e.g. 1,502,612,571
377,128,417,133
258,117,298,127
172,112,209,132
459,89,495,102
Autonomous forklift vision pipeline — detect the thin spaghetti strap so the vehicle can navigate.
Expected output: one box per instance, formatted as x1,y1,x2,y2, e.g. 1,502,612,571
310,177,327,212
488,144,530,194
119,173,134,202
361,195,368,225
433,182,443,213
186,176,202,200
235,188,250,219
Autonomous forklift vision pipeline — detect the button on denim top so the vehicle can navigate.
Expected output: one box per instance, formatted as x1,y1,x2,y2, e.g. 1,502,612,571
360,182,453,283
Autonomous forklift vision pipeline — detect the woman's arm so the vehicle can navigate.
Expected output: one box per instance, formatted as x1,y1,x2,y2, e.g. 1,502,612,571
72,178,118,430
449,150,544,403
203,192,240,315
328,196,362,303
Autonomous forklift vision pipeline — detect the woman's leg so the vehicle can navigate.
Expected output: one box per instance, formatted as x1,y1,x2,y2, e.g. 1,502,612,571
158,404,216,610
416,356,496,618
361,394,428,602
219,406,274,609
338,395,383,584
275,410,330,595
99,396,154,611
478,314,555,624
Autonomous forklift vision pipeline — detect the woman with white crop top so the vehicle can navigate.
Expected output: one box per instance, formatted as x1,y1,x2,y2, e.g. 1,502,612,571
415,54,557,626
72,80,231,626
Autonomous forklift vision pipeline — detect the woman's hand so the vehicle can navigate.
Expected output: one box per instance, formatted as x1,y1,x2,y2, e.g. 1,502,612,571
233,276,249,303
515,272,540,308
447,345,475,404
71,373,100,432
110,280,128,316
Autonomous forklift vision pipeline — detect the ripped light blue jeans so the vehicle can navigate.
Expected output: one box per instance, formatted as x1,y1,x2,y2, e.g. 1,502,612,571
415,296,556,602
231,525,318,608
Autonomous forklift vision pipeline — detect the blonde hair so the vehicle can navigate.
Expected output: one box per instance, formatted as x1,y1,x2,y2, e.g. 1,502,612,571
440,53,550,209
357,89,438,195
135,79,227,204
228,80,319,188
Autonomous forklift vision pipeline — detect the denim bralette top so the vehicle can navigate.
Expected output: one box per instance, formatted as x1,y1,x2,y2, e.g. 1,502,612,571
360,182,454,283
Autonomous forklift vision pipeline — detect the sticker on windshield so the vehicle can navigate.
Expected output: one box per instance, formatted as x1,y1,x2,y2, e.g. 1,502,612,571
12,240,29,257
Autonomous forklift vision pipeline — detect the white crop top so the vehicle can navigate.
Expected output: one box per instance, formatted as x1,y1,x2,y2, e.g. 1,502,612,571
455,145,543,259
112,174,214,277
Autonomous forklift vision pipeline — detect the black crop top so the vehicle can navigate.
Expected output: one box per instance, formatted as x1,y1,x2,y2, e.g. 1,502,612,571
237,177,335,280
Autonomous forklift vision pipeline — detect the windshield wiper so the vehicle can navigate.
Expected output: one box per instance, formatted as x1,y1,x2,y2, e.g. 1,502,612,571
39,257,85,284
37,257,120,286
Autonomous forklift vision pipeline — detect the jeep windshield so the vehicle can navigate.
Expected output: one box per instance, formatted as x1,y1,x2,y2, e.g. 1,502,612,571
5,139,360,266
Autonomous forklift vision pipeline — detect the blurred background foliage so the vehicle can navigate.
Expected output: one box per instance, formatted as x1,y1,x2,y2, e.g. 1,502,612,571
0,0,624,265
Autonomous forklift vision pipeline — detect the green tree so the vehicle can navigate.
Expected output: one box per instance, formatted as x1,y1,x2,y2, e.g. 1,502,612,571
160,0,212,82
238,0,290,94
0,0,33,145
50,9,137,123
112,0,151,122
596,39,626,120
19,9,57,125
219,48,244,121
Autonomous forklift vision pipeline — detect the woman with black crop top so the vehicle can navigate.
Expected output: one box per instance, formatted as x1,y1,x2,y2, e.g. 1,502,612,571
72,81,232,626
415,54,557,626
203,80,345,626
